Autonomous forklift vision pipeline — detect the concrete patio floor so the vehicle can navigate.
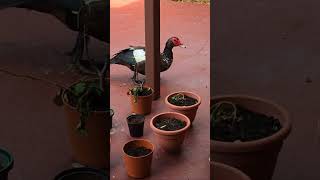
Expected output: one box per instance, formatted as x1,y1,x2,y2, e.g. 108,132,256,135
110,0,210,179
213,0,320,179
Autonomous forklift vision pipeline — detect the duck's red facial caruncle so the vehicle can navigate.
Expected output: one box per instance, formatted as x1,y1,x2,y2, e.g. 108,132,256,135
171,37,187,48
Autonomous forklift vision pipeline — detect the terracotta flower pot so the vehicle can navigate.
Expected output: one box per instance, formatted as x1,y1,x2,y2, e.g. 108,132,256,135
128,87,154,115
62,79,113,169
122,139,154,178
0,148,13,180
211,95,292,180
54,167,107,180
211,162,251,180
165,91,201,124
150,112,191,153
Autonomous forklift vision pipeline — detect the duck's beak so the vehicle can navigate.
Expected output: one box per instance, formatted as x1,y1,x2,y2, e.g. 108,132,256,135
179,44,187,48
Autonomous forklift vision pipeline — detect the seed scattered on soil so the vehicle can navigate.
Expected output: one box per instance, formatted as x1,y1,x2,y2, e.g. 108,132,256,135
125,146,152,157
154,118,187,131
168,94,198,106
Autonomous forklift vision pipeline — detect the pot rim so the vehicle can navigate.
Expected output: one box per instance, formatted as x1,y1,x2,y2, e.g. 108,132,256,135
150,112,191,135
211,95,292,152
127,114,145,124
0,148,14,173
122,139,155,159
54,167,107,179
127,86,154,99
62,78,113,114
165,91,201,110
211,161,251,180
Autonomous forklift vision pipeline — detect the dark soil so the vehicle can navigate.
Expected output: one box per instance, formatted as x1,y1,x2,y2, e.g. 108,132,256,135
125,146,152,157
127,115,144,124
168,94,198,106
154,118,187,131
211,103,282,142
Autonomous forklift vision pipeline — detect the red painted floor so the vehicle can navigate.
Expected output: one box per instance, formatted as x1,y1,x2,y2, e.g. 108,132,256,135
110,0,210,179
213,0,320,180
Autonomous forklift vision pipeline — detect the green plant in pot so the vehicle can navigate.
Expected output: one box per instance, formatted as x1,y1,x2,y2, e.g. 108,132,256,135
165,91,201,124
55,59,113,169
0,61,112,169
210,95,292,180
128,79,153,115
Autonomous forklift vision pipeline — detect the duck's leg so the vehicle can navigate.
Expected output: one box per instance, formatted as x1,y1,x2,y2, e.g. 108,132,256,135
131,65,137,80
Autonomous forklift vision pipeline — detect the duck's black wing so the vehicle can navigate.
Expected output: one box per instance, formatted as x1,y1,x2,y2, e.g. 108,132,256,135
111,46,146,68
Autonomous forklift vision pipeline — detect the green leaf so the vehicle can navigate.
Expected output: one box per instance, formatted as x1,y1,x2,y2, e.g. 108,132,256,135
73,82,87,96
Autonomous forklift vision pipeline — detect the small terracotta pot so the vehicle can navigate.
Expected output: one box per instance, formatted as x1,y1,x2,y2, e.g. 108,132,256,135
165,91,201,124
128,87,154,115
54,167,107,180
150,112,191,153
122,139,154,178
62,79,113,169
127,114,145,137
211,162,251,180
211,95,292,180
0,148,14,180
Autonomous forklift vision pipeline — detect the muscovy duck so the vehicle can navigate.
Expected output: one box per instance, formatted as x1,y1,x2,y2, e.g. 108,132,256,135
110,37,186,80
0,0,109,74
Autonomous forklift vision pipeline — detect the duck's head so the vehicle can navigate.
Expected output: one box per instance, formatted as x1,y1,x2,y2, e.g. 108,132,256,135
167,37,187,48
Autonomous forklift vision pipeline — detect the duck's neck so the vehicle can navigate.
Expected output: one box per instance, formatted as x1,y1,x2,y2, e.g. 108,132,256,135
160,41,175,71
162,42,174,59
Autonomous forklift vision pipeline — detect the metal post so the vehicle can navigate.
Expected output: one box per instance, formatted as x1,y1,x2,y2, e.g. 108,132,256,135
145,0,160,100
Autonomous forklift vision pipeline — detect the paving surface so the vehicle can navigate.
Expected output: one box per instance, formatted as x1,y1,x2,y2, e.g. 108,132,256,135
110,0,210,179
213,0,320,180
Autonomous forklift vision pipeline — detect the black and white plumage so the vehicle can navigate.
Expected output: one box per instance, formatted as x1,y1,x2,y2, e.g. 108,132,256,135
110,37,186,79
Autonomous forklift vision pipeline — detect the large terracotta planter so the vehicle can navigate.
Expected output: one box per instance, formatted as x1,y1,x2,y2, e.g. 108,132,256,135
0,148,13,180
165,91,201,124
150,112,191,153
54,167,107,180
62,81,113,169
211,162,251,180
128,87,154,115
211,95,292,180
122,139,154,178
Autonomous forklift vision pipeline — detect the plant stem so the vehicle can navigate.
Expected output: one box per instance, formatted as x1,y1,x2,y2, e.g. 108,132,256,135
0,68,69,90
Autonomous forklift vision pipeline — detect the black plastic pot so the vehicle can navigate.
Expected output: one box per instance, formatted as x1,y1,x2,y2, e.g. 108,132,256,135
54,168,108,180
127,114,145,137
0,148,14,180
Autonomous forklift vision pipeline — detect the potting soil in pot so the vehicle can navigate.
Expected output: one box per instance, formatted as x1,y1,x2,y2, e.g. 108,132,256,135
154,118,186,131
168,94,198,106
211,102,282,142
125,146,152,157
127,116,144,124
